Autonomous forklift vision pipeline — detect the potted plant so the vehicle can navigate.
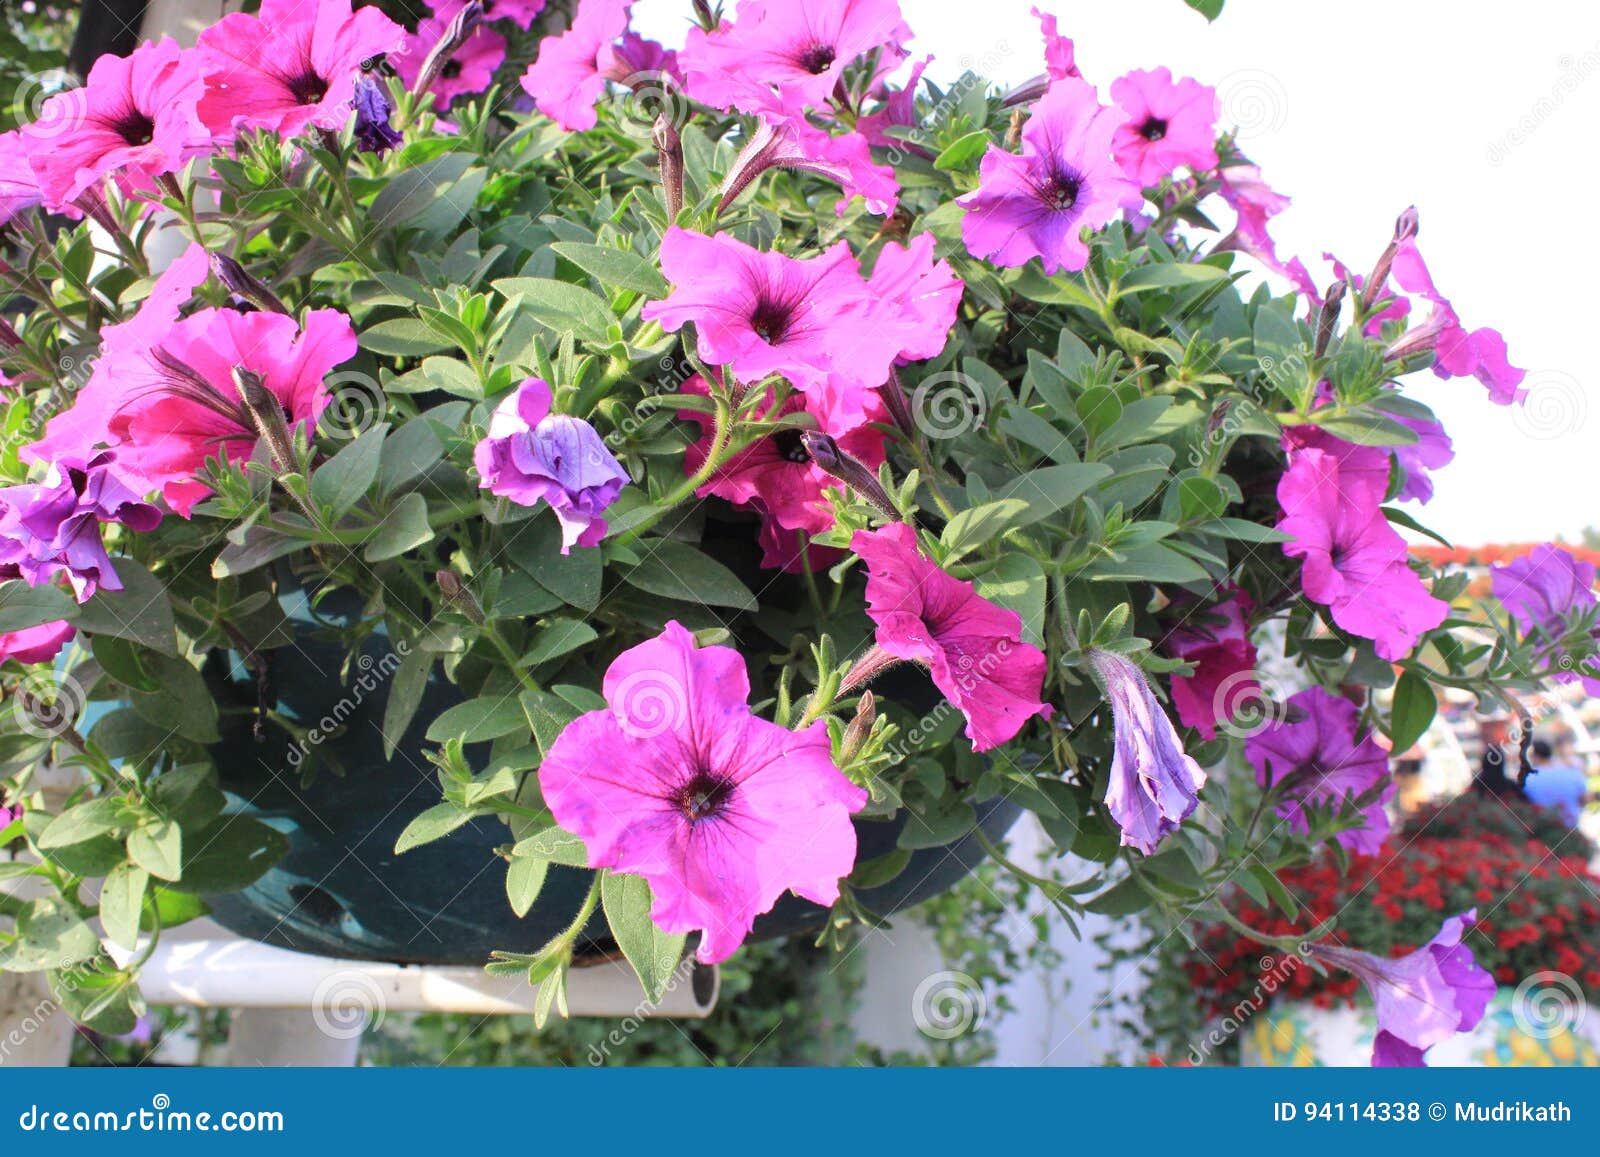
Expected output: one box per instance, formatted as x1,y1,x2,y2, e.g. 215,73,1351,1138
1,0,1594,1051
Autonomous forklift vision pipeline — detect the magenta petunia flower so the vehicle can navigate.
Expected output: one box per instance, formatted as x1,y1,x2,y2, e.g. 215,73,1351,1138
1312,911,1496,1066
1244,686,1394,855
1491,543,1600,695
867,232,963,363
679,0,912,116
1276,439,1448,661
0,619,74,666
851,523,1051,752
957,77,1139,275
0,130,42,226
856,55,930,151
1109,67,1218,187
643,227,897,399
518,0,635,132
1089,647,1206,855
1164,587,1257,741
1212,163,1318,298
1033,6,1080,80
1391,410,1454,505
719,115,898,216
470,0,547,29
195,0,407,140
473,378,628,553
397,10,508,111
0,451,161,602
539,621,868,963
21,38,207,211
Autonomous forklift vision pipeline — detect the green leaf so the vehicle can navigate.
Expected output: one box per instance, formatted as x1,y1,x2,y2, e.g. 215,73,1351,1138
976,555,1046,647
38,797,126,849
381,647,432,760
165,815,287,895
212,526,305,578
0,899,100,972
493,277,614,344
932,130,990,172
1117,262,1229,294
0,580,76,634
359,317,453,357
512,826,590,867
1087,542,1210,584
149,763,227,829
130,654,219,743
620,540,756,610
1388,669,1438,753
369,152,484,235
1382,505,1452,549
128,820,183,881
988,464,1113,527
1309,412,1419,447
505,855,549,918
1184,0,1224,20
1084,876,1152,916
395,801,475,854
549,242,667,295
364,492,435,562
425,694,529,743
99,862,148,951
505,514,602,610
1201,517,1291,544
521,617,600,667
70,561,178,655
940,498,1031,561
311,424,386,511
602,872,687,1003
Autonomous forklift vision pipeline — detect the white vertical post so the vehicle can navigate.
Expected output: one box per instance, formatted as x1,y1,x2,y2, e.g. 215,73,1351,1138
0,972,75,1067
225,1008,363,1067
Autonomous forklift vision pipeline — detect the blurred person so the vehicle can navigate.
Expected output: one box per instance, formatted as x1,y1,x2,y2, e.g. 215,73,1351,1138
1523,737,1589,827
1472,714,1524,801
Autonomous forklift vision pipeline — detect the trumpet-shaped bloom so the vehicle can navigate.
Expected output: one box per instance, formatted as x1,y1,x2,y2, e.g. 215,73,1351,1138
867,232,963,363
1213,163,1317,298
1089,648,1206,855
719,115,898,216
1033,7,1079,80
350,72,404,154
473,378,628,553
397,8,508,111
1312,912,1496,1066
1391,411,1454,505
0,131,42,225
0,620,74,666
958,77,1139,274
195,0,406,140
518,0,649,132
852,522,1051,752
1277,440,1448,661
1165,587,1257,740
679,0,911,116
0,451,161,602
472,0,547,29
1110,67,1218,187
22,38,207,210
1245,686,1394,855
1491,543,1600,695
539,621,868,963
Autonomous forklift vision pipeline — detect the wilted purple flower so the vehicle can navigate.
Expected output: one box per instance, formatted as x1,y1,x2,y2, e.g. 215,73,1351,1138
0,451,161,602
1244,686,1394,855
351,72,404,156
1312,911,1496,1067
1089,648,1206,855
473,378,628,553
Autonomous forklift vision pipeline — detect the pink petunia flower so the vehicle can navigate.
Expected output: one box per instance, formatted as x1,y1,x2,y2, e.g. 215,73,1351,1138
1033,6,1079,80
1164,587,1258,741
1244,686,1395,855
679,0,912,116
1109,67,1218,187
473,377,628,553
539,621,868,963
718,114,898,216
851,522,1051,752
1390,410,1454,505
0,619,75,666
957,77,1139,275
1490,543,1600,696
519,0,676,132
397,10,508,111
1212,163,1318,298
642,227,894,399
856,55,930,152
0,130,43,226
1276,437,1448,661
194,0,407,140
21,38,208,211
867,232,963,363
470,0,547,29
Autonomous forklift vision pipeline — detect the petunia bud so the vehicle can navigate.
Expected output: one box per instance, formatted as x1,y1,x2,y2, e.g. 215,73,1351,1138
414,1,484,98
1314,280,1345,358
800,431,899,520
653,113,684,222
0,317,19,350
1361,206,1420,311
691,0,717,31
351,70,404,156
435,569,484,624
839,690,876,763
878,369,917,440
233,366,298,476
212,254,290,316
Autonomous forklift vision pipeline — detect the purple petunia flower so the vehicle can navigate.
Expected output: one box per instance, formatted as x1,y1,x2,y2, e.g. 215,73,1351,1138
0,451,162,602
957,77,1140,275
1109,67,1218,188
1491,543,1600,695
1245,686,1395,855
472,378,628,553
1088,648,1206,855
1312,911,1496,1066
350,72,404,155
0,620,74,666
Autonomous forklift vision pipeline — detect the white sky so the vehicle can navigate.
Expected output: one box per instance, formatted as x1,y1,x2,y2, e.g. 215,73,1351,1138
633,0,1597,546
